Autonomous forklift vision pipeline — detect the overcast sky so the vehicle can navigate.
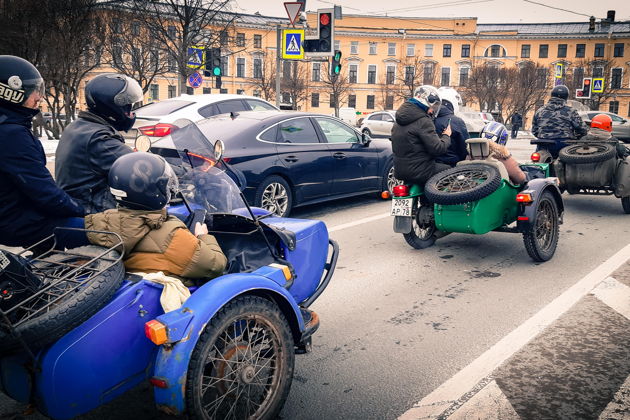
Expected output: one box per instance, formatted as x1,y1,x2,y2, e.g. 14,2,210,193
232,0,630,24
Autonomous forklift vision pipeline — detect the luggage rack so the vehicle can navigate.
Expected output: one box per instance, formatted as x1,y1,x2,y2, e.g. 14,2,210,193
0,229,123,337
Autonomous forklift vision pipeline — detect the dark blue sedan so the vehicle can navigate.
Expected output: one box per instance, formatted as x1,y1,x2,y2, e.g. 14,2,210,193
154,111,396,216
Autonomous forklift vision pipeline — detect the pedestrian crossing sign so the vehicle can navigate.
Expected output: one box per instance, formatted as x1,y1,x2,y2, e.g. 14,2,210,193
187,46,205,69
592,78,605,93
282,29,304,59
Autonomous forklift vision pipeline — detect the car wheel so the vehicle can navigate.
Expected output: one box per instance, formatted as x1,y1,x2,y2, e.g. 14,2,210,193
381,162,402,197
622,196,630,214
362,128,371,137
558,143,616,164
424,164,502,206
186,296,295,420
403,199,436,249
522,191,559,262
255,176,293,217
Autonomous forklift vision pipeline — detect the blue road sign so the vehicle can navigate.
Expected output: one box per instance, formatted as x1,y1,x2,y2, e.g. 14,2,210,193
282,29,304,59
188,71,203,88
592,78,604,93
187,46,204,69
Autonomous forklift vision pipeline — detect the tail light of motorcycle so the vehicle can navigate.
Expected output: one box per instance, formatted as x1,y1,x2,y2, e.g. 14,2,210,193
139,123,177,137
149,377,169,388
145,319,168,345
530,152,541,162
516,192,533,204
393,185,409,197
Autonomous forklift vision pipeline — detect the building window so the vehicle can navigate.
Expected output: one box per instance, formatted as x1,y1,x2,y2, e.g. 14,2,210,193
536,68,548,88
312,62,321,82
407,44,415,56
423,62,434,84
367,95,375,109
614,43,624,57
253,58,262,78
253,90,261,98
367,65,376,84
167,55,177,72
443,44,451,57
369,42,377,55
112,18,122,34
386,65,395,84
186,86,194,95
350,41,359,55
573,67,584,86
311,93,319,107
348,94,356,108
349,64,358,83
236,89,245,95
388,43,396,56
220,31,228,45
404,66,414,84
576,44,586,58
593,67,604,78
594,43,605,57
425,44,433,57
282,61,292,78
253,34,262,48
459,67,469,86
236,58,245,78
168,85,176,98
221,56,228,77
203,87,211,94
609,101,619,114
521,44,530,58
334,40,340,51
150,84,159,101
385,95,394,109
611,68,622,89
132,21,140,36
329,94,336,107
220,88,228,94
236,33,245,47
167,25,177,39
461,44,470,58
441,67,450,86
539,44,548,58
557,44,567,58
490,45,502,57
281,92,290,103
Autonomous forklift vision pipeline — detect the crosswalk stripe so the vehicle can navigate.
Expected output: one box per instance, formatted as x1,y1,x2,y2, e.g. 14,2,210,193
591,277,630,320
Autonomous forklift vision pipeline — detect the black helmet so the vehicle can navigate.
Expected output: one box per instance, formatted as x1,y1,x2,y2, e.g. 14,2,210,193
85,73,143,132
551,85,569,100
108,152,179,210
0,55,45,107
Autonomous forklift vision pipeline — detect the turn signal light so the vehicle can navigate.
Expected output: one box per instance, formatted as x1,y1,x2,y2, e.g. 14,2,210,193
530,152,541,162
381,191,391,199
516,193,533,203
139,123,177,137
393,185,410,197
145,320,168,345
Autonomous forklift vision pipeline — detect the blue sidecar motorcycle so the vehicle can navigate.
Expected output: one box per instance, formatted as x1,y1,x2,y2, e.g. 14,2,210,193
0,122,338,419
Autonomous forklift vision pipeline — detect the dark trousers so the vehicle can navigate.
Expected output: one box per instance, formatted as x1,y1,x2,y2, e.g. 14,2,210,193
511,125,520,138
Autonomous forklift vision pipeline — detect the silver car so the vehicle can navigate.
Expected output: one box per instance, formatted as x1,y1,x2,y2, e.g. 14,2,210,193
360,111,396,138
578,111,630,143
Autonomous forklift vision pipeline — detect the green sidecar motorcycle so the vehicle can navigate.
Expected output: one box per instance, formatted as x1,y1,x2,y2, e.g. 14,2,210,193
391,138,564,262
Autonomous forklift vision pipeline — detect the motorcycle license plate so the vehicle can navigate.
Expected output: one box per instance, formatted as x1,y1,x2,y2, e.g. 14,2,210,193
391,198,413,216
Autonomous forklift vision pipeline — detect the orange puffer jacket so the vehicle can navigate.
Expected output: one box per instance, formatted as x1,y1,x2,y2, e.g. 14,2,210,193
85,208,227,279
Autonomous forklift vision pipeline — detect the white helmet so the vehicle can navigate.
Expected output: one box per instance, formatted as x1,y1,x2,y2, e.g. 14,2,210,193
412,85,441,115
437,87,462,115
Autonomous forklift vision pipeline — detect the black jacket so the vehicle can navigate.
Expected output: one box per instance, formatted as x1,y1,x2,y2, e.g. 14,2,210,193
0,104,84,247
434,105,469,166
391,100,451,184
55,111,132,214
511,113,523,126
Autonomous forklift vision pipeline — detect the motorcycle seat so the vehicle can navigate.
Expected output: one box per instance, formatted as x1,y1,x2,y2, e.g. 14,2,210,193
457,138,510,181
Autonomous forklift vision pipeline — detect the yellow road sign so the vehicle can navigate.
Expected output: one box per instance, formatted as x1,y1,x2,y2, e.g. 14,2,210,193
282,29,304,60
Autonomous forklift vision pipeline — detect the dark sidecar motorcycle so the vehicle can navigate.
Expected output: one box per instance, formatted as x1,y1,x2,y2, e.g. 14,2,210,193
0,122,338,419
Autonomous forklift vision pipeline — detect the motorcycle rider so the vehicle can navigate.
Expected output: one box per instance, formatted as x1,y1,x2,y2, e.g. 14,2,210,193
532,84,587,158
435,87,469,167
56,73,143,214
0,55,85,250
481,122,526,185
391,85,452,187
84,152,227,280
582,113,630,158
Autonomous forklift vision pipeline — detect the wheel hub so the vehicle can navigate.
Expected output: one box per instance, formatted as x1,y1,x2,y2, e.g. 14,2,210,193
240,365,256,384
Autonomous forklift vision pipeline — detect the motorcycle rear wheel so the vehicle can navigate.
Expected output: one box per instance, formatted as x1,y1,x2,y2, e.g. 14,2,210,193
403,201,436,249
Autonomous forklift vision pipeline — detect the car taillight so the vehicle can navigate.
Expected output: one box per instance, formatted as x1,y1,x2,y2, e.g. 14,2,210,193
530,152,541,162
393,185,410,197
139,123,177,137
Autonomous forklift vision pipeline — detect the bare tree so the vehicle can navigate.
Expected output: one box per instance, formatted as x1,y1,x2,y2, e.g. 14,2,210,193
249,52,276,101
503,61,550,123
281,61,308,110
395,57,439,100
321,64,353,117
376,74,400,110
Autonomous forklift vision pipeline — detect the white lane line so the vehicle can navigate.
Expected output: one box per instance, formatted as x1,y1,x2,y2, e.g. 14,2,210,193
399,242,630,420
328,213,389,233
591,277,630,321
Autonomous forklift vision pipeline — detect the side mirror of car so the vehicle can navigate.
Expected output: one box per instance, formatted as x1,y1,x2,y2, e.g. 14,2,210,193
621,119,627,124
361,132,372,146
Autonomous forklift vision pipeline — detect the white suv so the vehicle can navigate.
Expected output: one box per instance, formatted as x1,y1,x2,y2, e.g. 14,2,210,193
127,94,278,141
359,111,396,138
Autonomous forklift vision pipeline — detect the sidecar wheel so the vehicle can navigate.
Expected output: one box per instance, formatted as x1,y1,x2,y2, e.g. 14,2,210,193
403,201,437,249
186,296,295,420
255,176,293,217
523,191,559,262
558,143,616,164
425,164,501,205
622,196,630,214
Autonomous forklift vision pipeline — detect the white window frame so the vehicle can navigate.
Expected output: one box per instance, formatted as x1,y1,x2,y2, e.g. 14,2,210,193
425,44,433,57
350,41,359,55
369,42,377,55
312,62,321,82
388,43,396,56
441,66,451,86
458,66,470,86
386,64,396,84
406,44,415,56
253,57,262,78
349,63,359,83
367,64,377,84
610,67,623,89
334,40,340,51
236,57,246,78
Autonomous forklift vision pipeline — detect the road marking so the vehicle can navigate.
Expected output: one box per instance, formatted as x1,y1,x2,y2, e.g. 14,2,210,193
399,242,630,420
591,277,630,320
328,213,389,233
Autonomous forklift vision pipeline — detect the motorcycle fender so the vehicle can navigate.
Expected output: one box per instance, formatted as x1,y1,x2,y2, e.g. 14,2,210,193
393,216,413,233
152,273,304,415
517,180,564,231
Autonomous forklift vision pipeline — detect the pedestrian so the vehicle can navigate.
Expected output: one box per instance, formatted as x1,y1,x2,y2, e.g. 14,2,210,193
435,87,469,166
532,85,587,158
55,73,143,214
510,111,522,139
84,152,227,281
391,85,451,187
0,55,86,250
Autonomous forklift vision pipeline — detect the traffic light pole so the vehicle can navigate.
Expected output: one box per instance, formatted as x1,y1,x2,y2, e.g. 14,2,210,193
275,25,281,107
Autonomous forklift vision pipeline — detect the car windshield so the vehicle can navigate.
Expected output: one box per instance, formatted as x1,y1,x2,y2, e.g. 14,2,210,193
167,122,247,214
136,100,194,117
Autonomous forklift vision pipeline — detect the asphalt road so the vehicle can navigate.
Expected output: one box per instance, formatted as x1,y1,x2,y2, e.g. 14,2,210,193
2,138,629,419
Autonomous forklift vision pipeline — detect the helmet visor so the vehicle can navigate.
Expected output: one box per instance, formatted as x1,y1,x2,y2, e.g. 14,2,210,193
113,75,143,107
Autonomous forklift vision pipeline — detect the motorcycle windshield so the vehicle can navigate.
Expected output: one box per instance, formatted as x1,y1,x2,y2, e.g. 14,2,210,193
168,122,246,214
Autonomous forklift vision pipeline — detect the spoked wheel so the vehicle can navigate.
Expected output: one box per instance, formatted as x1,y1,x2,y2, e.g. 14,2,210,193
186,296,295,420
425,164,501,205
255,176,292,217
558,143,616,164
523,191,559,262
622,196,630,214
382,163,403,197
403,199,437,249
